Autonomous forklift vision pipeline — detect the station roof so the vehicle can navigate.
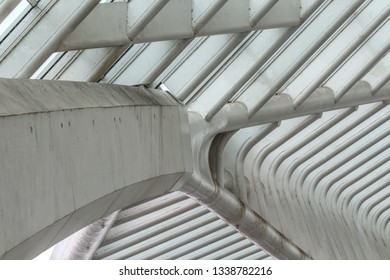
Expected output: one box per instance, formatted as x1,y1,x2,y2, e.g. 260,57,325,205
1,0,389,259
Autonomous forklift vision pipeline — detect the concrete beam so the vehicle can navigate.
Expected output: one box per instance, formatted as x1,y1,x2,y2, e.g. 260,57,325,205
59,0,301,51
0,78,192,259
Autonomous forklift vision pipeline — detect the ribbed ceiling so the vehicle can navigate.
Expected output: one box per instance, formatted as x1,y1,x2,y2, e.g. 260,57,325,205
94,192,274,260
1,0,389,259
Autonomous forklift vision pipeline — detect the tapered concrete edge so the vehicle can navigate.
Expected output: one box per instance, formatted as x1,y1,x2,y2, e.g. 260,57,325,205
1,172,191,260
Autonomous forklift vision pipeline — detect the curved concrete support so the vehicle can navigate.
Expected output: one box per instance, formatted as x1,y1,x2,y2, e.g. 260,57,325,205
0,79,192,259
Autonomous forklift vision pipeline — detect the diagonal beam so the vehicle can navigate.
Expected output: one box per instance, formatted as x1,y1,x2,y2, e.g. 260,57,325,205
203,81,390,132
59,0,301,51
0,0,100,78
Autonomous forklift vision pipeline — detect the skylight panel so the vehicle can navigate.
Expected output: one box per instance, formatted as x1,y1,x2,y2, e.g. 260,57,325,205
0,0,29,39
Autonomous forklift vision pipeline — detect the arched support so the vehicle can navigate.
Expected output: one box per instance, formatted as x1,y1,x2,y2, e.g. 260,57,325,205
0,78,192,259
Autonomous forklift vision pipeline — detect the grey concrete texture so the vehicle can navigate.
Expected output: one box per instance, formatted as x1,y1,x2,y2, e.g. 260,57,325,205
0,79,192,259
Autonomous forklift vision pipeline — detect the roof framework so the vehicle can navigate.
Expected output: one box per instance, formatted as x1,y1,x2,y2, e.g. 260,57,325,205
0,0,389,259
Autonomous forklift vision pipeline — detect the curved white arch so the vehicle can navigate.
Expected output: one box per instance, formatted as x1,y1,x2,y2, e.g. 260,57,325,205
0,79,192,259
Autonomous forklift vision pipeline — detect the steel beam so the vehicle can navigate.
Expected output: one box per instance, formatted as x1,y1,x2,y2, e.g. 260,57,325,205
196,80,390,132
175,169,311,260
59,0,301,51
0,0,100,78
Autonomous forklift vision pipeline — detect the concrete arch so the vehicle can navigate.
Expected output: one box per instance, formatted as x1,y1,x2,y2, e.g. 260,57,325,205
0,79,192,259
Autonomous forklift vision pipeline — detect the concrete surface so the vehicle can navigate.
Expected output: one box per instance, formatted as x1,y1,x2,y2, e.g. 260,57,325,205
0,79,192,259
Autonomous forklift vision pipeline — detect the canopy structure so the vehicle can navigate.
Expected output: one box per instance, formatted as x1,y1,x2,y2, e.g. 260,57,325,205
0,0,389,260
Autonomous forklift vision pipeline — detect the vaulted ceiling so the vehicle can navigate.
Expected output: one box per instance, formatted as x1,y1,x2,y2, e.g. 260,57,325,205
1,0,389,259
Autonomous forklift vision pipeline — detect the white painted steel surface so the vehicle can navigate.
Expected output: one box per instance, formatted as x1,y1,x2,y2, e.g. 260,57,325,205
0,0,100,78
92,193,274,260
58,0,299,51
0,0,389,259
